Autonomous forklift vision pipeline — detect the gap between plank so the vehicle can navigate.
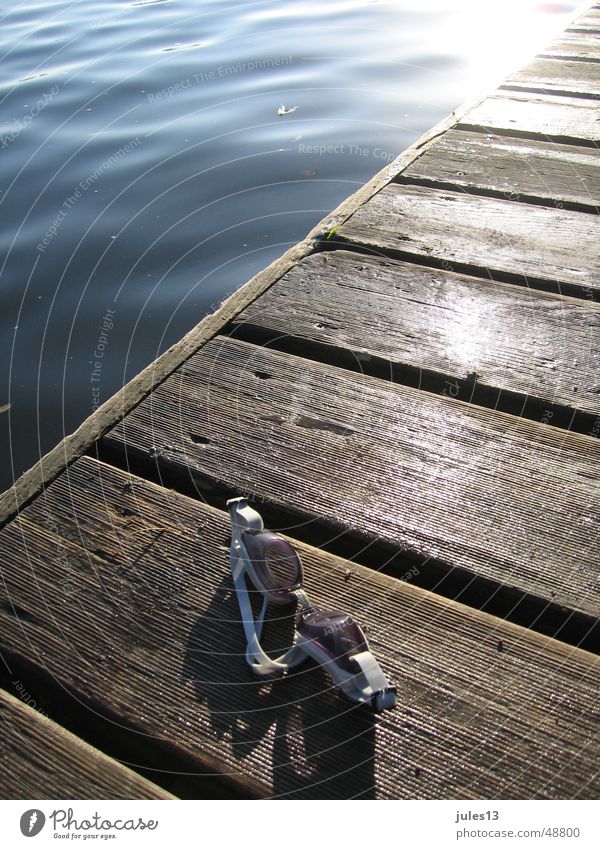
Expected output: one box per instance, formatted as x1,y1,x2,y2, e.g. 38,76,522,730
537,53,600,64
393,174,599,215
455,122,600,150
0,662,254,801
316,237,600,303
227,320,597,438
499,83,600,101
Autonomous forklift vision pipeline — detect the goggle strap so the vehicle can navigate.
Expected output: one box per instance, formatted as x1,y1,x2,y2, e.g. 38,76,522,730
255,595,268,642
350,651,397,711
227,497,263,533
231,550,305,675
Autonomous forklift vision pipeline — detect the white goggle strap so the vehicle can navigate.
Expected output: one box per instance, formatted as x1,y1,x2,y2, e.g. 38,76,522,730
344,651,397,711
227,497,277,672
230,545,305,676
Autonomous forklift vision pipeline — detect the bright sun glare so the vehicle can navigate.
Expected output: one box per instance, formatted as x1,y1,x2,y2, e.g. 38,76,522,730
416,0,590,88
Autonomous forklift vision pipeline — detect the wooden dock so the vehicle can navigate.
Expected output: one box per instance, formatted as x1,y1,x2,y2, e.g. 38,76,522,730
1,5,599,800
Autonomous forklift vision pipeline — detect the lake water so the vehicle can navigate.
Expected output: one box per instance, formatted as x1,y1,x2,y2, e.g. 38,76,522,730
0,0,586,493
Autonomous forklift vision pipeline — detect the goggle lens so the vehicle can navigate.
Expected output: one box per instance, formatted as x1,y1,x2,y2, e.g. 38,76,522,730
296,608,369,674
243,530,303,597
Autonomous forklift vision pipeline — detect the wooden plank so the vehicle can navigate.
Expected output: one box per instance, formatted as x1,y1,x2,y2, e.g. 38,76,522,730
103,337,600,623
231,250,600,420
459,91,600,144
541,32,600,61
568,7,600,31
401,128,600,211
503,57,600,98
1,456,599,799
334,183,600,295
0,689,174,799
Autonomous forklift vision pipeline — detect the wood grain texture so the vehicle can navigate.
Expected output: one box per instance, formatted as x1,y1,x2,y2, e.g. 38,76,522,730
1,456,598,799
0,689,174,799
541,32,600,61
459,91,600,144
335,184,600,294
103,337,600,622
401,128,600,211
232,251,600,418
504,57,600,98
568,7,600,32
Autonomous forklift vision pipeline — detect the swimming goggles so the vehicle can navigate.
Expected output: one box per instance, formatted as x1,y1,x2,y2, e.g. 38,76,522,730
227,497,397,712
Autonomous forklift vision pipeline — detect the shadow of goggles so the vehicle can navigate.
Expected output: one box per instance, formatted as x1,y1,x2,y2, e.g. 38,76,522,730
227,497,396,712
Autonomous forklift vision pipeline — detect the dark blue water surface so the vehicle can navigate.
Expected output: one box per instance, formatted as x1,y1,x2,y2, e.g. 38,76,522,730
0,0,585,492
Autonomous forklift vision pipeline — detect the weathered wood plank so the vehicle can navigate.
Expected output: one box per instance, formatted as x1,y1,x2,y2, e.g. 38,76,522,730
231,251,600,420
541,32,600,62
0,689,174,799
1,456,599,799
401,129,600,211
103,337,600,623
503,57,600,98
568,7,600,32
459,91,600,144
334,183,600,295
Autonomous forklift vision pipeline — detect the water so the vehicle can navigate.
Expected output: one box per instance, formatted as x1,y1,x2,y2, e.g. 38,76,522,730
0,0,586,493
